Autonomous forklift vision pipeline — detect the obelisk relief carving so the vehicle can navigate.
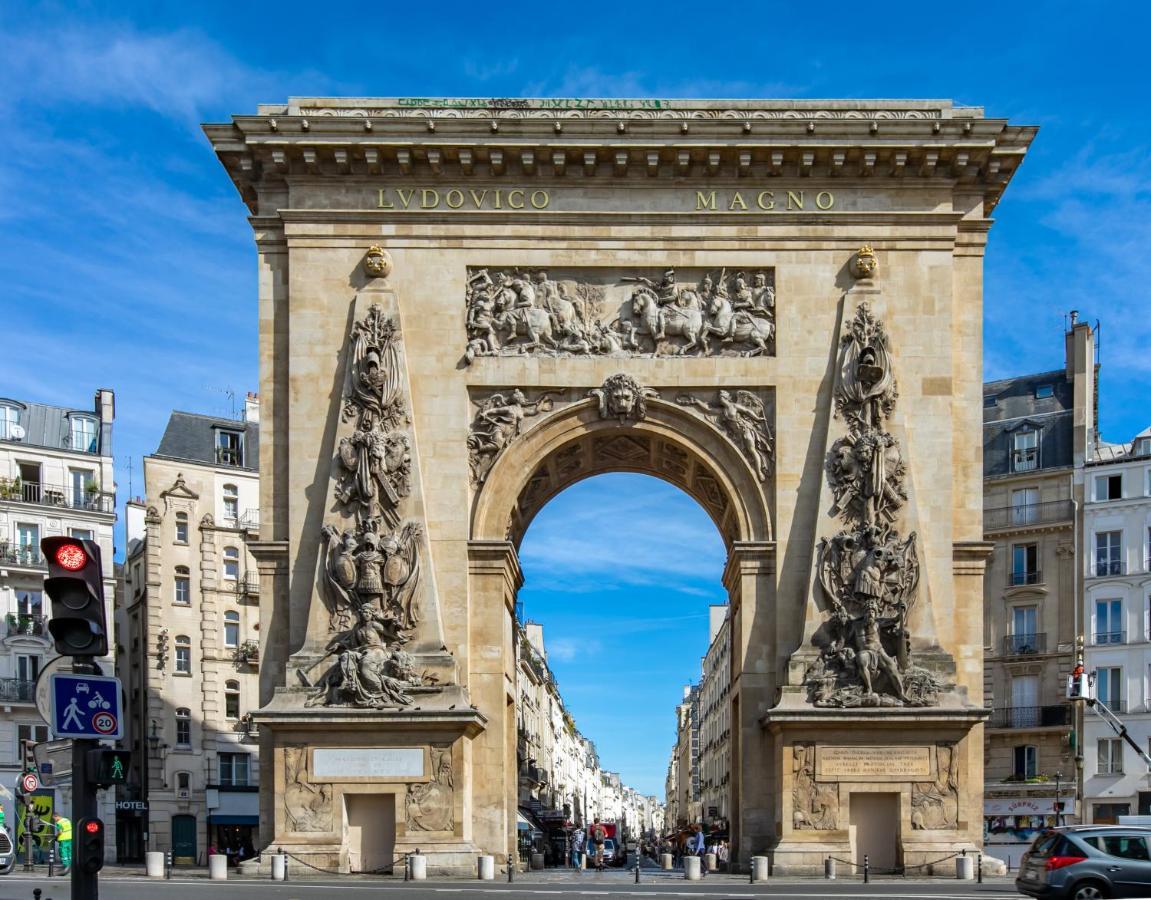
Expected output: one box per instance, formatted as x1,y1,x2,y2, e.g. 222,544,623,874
803,301,944,707
298,286,455,709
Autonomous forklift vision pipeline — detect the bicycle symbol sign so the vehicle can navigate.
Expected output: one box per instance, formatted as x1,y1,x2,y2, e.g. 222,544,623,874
49,673,123,740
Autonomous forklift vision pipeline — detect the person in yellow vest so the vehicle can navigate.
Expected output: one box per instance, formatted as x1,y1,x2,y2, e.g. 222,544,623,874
52,813,72,869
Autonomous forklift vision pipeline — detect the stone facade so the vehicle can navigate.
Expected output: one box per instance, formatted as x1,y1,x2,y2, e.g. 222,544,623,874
205,96,1034,873
117,399,262,864
980,324,1093,854
0,389,117,858
699,606,732,832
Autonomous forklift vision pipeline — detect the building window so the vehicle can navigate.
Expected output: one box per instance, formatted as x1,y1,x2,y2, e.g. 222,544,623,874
175,709,191,747
16,655,40,683
1099,738,1124,775
1097,666,1123,710
983,394,998,408
1013,745,1038,779
1011,543,1040,585
16,589,42,618
175,512,188,544
1010,606,1039,652
69,528,93,541
70,416,98,453
0,403,22,440
1095,531,1124,576
174,635,191,674
224,680,240,719
17,724,49,755
1095,473,1123,502
1012,430,1039,472
216,431,243,467
224,611,239,648
1096,599,1124,644
1093,802,1131,824
174,567,191,605
218,752,250,787
223,547,239,581
222,484,239,522
70,469,96,508
1034,384,1054,399
1010,488,1039,525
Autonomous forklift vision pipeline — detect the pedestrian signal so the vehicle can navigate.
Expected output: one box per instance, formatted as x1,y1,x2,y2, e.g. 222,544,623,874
41,537,107,657
87,748,130,787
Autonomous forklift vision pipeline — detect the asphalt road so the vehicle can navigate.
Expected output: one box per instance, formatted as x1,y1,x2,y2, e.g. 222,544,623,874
0,870,1029,900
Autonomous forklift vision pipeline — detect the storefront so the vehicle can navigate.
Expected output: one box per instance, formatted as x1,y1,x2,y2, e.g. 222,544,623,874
206,786,258,863
984,797,1070,859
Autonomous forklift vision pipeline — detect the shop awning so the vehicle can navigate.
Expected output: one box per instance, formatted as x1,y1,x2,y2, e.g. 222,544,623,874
517,808,543,834
209,815,259,825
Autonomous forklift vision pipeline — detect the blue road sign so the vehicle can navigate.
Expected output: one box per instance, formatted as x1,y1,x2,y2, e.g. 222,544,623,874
49,673,122,740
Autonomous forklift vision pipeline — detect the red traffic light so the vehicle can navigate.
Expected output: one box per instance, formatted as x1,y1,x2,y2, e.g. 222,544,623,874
84,820,101,834
54,542,89,571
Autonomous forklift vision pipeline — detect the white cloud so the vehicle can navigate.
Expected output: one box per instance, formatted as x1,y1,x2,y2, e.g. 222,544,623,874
546,637,601,662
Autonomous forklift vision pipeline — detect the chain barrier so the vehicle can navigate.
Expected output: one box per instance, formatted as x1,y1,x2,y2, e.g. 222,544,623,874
275,849,408,876
824,849,966,877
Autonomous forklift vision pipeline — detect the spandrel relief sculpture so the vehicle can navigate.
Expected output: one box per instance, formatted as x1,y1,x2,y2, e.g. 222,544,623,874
792,744,838,830
676,390,774,481
467,389,560,484
804,301,943,708
910,744,959,830
406,745,455,832
464,267,775,360
285,745,333,832
304,302,437,709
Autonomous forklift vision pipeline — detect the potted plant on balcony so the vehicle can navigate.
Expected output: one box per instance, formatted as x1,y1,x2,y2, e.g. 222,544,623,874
83,477,99,508
235,639,260,665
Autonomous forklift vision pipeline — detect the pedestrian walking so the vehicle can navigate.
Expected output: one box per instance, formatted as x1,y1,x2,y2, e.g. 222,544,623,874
590,818,607,871
690,824,706,876
52,813,72,871
718,839,729,871
570,827,585,873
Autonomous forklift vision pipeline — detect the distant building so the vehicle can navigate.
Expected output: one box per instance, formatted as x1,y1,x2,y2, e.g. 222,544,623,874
981,321,1095,852
698,605,731,832
1081,425,1151,822
0,390,117,855
117,395,261,864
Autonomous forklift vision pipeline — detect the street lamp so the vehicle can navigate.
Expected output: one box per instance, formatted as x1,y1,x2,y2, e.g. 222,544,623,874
1054,770,1064,827
147,719,160,758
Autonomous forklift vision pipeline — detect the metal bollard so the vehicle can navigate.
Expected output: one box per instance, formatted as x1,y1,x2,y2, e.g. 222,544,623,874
825,856,836,879
34,889,42,900
404,852,411,881
978,852,983,884
166,849,173,879
508,849,514,882
48,844,55,878
863,853,870,883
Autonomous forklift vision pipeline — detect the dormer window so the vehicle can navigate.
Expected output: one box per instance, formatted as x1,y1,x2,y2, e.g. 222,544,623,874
69,415,98,453
215,430,243,467
0,403,23,441
1013,429,1039,472
1034,384,1054,400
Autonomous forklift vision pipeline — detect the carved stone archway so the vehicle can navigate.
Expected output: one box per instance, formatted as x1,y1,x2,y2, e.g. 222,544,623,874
468,396,776,861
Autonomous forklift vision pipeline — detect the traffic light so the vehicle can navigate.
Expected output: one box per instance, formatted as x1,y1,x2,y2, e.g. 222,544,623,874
87,748,130,787
76,817,105,874
41,537,107,657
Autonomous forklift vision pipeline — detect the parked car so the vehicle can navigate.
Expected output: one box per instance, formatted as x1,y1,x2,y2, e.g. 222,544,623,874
1016,825,1151,899
0,828,14,875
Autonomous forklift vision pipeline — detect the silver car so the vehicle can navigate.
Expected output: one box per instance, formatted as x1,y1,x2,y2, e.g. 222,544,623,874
0,828,14,875
1016,825,1151,899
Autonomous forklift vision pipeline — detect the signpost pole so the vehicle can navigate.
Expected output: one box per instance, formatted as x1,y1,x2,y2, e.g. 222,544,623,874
71,658,99,900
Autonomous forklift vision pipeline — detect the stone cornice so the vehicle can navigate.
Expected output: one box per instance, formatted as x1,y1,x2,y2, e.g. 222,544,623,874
204,98,1035,215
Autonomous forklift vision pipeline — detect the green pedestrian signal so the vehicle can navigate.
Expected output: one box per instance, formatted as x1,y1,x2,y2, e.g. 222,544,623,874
86,749,131,787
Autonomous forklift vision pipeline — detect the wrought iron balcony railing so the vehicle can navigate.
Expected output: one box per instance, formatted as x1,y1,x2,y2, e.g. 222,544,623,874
5,614,46,638
1092,559,1126,577
985,500,1074,532
0,544,44,568
1003,632,1047,655
0,678,36,703
0,480,114,514
1094,631,1126,645
1009,570,1042,587
989,705,1072,729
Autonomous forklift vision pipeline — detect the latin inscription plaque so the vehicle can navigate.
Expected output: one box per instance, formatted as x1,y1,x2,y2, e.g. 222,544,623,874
313,748,425,780
815,746,930,781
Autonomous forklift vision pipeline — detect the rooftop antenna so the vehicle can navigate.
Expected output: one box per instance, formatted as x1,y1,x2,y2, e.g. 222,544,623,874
205,385,239,419
126,456,133,499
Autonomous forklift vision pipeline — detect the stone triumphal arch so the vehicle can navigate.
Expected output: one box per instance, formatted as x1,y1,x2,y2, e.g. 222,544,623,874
207,97,1033,873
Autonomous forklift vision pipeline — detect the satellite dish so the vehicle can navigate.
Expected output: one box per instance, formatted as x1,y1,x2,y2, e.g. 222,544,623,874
10,424,25,440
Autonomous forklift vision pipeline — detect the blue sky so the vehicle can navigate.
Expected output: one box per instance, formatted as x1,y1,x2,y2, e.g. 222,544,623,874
2,1,1150,795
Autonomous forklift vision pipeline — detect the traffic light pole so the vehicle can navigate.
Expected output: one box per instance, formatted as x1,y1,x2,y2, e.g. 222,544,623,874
72,657,99,900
